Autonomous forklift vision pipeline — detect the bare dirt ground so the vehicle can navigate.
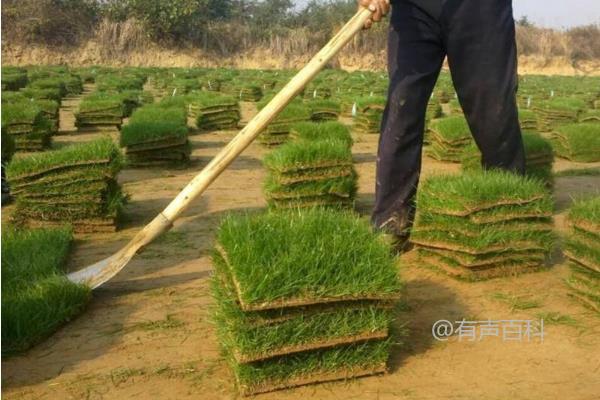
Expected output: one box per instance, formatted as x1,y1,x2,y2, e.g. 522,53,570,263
2,94,600,400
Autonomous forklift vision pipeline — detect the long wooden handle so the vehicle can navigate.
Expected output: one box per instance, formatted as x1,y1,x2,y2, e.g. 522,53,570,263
162,8,372,221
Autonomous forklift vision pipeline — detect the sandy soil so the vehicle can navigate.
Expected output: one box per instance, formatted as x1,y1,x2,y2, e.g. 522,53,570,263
2,93,600,400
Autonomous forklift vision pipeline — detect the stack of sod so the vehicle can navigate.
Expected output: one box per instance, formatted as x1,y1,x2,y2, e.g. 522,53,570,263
2,226,91,355
426,116,472,162
6,138,125,233
579,109,600,123
307,99,341,121
19,87,62,103
75,93,124,130
563,197,599,313
534,98,585,132
2,128,16,202
258,102,311,146
211,209,402,396
1,103,53,151
411,171,554,280
263,136,356,209
519,109,538,130
188,93,241,131
461,132,555,185
29,78,67,98
121,105,190,167
2,70,28,91
225,82,263,102
353,96,386,134
551,123,600,162
426,99,443,122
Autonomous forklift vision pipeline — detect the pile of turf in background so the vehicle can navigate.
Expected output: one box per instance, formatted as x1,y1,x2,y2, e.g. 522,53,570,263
551,122,600,162
519,109,538,130
411,171,554,280
426,116,472,162
188,92,241,131
289,121,353,147
353,96,386,134
6,138,125,233
263,123,356,209
1,128,16,203
306,99,341,122
257,100,311,146
121,105,190,167
2,67,28,91
563,197,599,313
461,131,555,186
2,226,90,356
75,93,125,131
223,80,263,102
1,103,53,151
534,98,586,132
211,209,402,395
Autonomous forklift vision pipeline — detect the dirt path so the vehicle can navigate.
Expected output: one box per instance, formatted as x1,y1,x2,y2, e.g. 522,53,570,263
2,101,600,400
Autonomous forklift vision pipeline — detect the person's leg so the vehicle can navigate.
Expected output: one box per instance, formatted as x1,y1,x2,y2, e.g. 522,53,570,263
443,0,525,173
372,0,446,237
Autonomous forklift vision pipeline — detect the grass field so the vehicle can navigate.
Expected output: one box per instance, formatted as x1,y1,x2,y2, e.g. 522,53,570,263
1,65,599,400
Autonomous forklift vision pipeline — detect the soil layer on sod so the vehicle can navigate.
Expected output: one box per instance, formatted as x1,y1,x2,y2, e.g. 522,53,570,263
6,138,125,232
1,102,53,151
2,226,91,356
412,171,554,280
188,92,241,131
353,96,385,134
564,197,600,313
211,209,400,395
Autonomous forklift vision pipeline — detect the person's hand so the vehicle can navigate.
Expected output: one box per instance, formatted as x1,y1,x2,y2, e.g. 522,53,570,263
358,0,390,29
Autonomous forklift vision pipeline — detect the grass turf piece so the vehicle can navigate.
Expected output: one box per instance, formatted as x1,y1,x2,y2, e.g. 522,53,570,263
230,339,390,395
461,132,554,184
289,121,353,147
120,121,188,147
2,227,90,355
6,137,122,180
415,171,550,216
551,123,600,162
263,139,352,174
211,252,392,362
216,209,401,310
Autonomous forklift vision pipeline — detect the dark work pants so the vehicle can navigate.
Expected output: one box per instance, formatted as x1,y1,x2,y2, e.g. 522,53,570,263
372,0,526,235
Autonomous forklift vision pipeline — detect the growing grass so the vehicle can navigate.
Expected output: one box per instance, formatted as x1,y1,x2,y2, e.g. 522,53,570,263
216,209,401,308
2,226,90,355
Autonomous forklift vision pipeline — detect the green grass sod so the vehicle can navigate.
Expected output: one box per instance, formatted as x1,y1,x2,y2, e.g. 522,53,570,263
564,235,600,272
551,123,600,162
567,196,600,235
429,116,471,142
267,195,355,209
414,211,553,237
264,173,357,199
2,72,28,90
289,121,353,147
263,139,353,174
29,77,67,97
416,248,543,281
216,209,401,310
1,102,44,127
410,226,554,255
415,171,551,216
19,87,62,102
129,105,187,126
6,137,122,181
416,246,547,269
121,121,188,147
2,227,90,355
211,252,393,363
306,99,341,121
565,263,600,313
461,132,554,184
229,339,390,395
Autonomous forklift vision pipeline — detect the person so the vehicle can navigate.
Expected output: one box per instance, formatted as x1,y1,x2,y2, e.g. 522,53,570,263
360,0,526,248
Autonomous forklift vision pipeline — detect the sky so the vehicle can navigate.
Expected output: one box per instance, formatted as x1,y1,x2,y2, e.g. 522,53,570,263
513,0,600,29
292,0,600,29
